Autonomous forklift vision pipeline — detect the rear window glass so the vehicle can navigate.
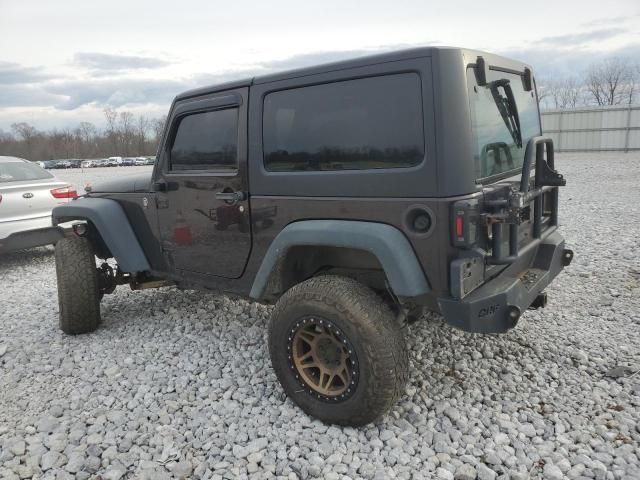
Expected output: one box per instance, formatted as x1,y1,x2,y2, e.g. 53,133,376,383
0,161,53,183
467,69,541,180
263,73,425,172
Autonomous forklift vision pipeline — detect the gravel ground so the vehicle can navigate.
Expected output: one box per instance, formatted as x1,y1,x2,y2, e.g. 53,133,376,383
1,154,639,480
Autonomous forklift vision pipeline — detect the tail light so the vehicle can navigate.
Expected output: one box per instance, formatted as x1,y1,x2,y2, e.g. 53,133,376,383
455,215,464,238
50,186,78,199
451,199,480,247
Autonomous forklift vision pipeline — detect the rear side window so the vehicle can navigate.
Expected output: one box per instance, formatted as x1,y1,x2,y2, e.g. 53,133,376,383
0,161,52,183
263,73,424,172
170,108,238,171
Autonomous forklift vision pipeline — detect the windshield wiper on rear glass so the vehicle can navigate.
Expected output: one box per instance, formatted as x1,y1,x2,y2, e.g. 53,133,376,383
489,79,522,148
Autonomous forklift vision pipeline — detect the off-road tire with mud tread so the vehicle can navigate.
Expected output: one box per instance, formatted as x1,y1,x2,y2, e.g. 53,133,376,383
55,236,101,334
268,275,408,426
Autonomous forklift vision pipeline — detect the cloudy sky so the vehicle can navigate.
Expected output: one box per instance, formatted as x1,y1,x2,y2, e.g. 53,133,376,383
1,0,639,131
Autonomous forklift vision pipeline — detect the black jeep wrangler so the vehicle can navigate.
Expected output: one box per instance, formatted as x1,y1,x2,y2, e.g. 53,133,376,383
52,47,573,426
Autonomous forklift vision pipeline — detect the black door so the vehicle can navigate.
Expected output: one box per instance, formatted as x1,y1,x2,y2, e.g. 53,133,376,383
155,88,251,278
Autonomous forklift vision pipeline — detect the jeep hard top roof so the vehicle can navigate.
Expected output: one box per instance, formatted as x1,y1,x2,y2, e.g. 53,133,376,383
174,46,533,102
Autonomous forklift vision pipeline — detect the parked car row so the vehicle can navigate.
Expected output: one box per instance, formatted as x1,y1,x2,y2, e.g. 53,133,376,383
38,157,155,169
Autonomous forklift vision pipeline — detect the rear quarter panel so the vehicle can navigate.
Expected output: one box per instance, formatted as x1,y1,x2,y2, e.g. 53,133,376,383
246,196,453,298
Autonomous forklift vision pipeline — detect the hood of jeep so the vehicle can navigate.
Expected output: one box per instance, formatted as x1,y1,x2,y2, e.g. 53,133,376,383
88,172,152,193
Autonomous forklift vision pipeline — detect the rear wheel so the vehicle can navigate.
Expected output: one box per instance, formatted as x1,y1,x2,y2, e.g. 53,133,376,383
55,236,101,334
268,275,408,426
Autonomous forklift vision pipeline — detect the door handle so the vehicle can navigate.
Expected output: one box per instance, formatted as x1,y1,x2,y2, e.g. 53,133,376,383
216,191,247,204
153,181,178,192
152,181,167,192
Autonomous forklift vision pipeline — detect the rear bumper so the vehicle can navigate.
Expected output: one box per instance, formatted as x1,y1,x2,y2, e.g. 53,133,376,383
0,226,65,253
438,231,572,333
0,214,53,239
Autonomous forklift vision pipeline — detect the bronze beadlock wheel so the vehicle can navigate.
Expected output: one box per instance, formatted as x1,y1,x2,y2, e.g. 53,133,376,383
288,316,359,402
269,275,408,425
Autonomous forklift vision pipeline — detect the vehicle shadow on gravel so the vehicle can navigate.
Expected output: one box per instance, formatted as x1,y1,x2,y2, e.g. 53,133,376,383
98,287,272,340
401,309,627,422
405,312,552,385
0,246,54,269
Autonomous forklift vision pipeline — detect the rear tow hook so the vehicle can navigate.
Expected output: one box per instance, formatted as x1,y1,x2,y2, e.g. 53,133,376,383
562,249,574,266
529,292,548,310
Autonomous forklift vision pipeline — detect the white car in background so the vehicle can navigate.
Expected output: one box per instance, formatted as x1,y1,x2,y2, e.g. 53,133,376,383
0,156,76,252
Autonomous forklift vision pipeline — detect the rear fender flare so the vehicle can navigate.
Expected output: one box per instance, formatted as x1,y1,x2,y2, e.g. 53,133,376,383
249,220,430,300
52,197,150,273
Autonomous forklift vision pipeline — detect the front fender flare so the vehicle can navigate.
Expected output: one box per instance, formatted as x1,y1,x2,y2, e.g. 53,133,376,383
250,220,430,300
52,197,150,273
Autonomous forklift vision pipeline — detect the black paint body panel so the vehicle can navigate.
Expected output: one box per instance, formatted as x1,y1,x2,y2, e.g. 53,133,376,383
60,46,568,331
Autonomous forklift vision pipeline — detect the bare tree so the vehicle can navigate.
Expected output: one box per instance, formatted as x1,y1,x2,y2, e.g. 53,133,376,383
11,122,38,159
558,77,582,109
548,80,562,109
1,113,161,161
78,121,97,142
151,116,167,143
136,116,150,156
74,122,97,158
103,107,119,155
535,77,552,108
11,122,37,142
539,77,583,109
118,111,136,154
585,58,632,106
625,62,639,105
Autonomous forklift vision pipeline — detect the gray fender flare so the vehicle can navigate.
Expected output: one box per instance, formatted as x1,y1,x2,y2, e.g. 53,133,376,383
52,197,150,273
249,220,430,300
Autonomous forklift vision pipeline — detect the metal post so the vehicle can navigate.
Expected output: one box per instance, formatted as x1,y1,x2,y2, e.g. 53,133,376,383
624,105,632,153
557,110,563,153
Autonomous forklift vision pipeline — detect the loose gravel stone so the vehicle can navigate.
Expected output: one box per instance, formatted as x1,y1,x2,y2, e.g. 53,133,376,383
170,460,193,477
437,467,455,479
7,438,25,456
65,453,85,473
455,463,477,480
1,155,639,478
543,462,564,480
477,463,497,480
40,450,63,471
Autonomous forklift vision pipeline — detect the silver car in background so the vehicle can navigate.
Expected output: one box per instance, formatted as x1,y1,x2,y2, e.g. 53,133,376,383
0,156,76,252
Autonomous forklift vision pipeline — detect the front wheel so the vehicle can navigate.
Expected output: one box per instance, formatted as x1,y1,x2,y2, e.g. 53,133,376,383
268,275,408,426
55,236,101,334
